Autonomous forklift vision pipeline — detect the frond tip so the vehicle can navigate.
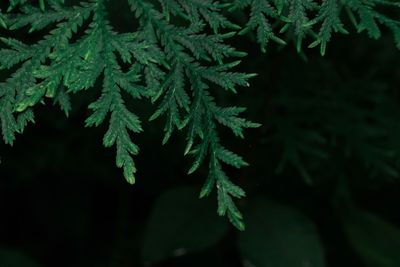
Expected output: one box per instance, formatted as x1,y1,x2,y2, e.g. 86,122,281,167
0,0,259,228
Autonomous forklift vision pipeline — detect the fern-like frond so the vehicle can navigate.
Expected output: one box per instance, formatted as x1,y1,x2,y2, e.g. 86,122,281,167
236,0,286,52
0,0,258,228
227,0,400,54
0,0,162,184
129,0,258,229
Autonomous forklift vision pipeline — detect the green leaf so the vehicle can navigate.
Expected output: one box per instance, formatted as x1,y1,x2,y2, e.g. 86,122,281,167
341,207,400,267
238,198,326,267
142,186,229,263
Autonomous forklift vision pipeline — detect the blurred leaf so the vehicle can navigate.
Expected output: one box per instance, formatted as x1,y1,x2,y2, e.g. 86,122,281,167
0,248,42,267
142,186,229,263
238,198,326,267
342,207,400,267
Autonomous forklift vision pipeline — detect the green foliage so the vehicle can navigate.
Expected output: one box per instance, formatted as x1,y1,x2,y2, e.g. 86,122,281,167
341,206,400,267
267,65,400,182
142,186,229,263
0,0,153,184
238,198,326,267
0,0,257,229
128,0,260,229
228,0,400,54
1,0,400,230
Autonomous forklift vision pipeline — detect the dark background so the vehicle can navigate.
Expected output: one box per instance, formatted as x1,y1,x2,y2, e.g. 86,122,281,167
1,1,400,267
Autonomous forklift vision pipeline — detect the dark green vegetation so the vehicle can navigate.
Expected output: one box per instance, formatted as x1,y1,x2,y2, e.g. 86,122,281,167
1,0,400,266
